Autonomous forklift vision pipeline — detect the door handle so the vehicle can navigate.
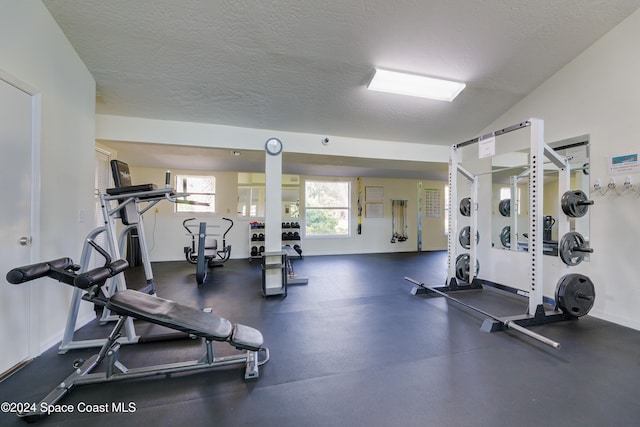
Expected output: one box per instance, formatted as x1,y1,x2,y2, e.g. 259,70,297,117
18,236,32,246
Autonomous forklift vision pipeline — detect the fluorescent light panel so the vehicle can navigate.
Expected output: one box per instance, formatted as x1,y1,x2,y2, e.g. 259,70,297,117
368,68,466,102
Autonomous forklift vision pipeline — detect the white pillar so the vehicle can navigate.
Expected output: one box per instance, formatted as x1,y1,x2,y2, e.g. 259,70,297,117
263,138,284,294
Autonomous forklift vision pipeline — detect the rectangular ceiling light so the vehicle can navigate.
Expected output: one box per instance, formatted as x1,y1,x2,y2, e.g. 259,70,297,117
367,68,466,102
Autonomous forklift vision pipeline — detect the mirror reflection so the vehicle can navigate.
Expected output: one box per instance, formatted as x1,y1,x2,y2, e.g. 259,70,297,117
491,135,590,256
237,173,300,218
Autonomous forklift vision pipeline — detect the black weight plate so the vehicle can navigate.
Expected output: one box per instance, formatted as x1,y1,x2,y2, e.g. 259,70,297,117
455,254,479,283
498,198,511,217
559,231,586,266
555,273,595,317
499,225,510,248
459,197,471,217
561,190,590,218
458,226,479,249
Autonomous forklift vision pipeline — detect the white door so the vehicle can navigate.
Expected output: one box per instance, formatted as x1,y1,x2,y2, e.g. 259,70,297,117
0,77,36,375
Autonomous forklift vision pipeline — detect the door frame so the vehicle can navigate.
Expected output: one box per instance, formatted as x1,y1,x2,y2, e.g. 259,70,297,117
1,68,42,359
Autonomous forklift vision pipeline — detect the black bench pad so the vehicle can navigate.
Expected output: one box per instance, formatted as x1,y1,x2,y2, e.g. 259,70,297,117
107,290,232,341
230,324,264,351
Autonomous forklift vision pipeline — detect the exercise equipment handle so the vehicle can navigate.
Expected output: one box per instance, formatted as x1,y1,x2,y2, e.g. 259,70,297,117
6,258,75,284
183,217,197,234
222,217,234,238
404,276,561,350
165,170,171,188
74,259,129,289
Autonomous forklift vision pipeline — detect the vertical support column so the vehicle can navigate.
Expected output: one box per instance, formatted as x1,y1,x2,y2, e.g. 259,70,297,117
574,172,590,238
417,181,422,251
265,149,282,253
99,194,131,322
509,175,518,251
469,175,478,282
264,138,284,294
447,146,458,283
528,118,544,314
556,162,571,251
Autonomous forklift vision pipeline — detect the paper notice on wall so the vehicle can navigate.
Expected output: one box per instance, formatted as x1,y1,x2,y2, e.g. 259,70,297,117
607,153,639,175
425,188,441,218
478,136,496,159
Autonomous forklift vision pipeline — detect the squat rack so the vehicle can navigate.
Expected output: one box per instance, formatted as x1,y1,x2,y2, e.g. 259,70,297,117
411,118,579,348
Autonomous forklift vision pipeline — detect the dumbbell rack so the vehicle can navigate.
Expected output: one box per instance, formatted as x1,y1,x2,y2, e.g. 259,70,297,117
249,221,302,261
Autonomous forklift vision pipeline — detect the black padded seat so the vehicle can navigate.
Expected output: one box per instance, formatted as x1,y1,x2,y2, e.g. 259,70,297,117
107,290,233,341
230,324,264,351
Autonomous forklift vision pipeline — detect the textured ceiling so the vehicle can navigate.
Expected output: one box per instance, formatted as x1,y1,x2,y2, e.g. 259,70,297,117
43,0,640,179
43,0,640,147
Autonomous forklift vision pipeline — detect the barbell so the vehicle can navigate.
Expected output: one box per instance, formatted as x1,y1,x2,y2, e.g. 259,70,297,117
404,276,561,349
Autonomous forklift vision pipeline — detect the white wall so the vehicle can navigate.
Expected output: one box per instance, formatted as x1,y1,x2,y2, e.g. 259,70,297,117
0,2,96,350
479,8,640,330
125,165,448,261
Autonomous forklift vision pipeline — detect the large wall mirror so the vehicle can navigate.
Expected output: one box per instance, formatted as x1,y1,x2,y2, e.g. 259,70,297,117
237,173,300,218
491,135,590,257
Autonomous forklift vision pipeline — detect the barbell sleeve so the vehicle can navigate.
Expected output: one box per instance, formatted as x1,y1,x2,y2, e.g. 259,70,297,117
504,321,561,349
571,247,594,253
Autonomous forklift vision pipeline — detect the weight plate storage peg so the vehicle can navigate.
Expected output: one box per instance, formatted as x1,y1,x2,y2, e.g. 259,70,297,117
561,190,594,218
498,198,511,217
558,231,593,266
459,197,472,217
458,226,479,249
455,254,479,283
555,273,595,317
499,225,511,248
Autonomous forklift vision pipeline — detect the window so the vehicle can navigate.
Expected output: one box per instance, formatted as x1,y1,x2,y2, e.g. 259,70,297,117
305,180,350,237
175,175,215,213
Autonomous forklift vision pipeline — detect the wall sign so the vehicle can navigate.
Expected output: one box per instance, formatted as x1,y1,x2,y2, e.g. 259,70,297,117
607,153,639,175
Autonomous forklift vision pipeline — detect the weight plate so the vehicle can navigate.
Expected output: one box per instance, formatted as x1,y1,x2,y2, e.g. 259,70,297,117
555,273,595,317
500,225,511,248
561,190,591,218
459,197,472,217
498,198,511,217
558,231,588,266
455,254,479,283
458,226,479,249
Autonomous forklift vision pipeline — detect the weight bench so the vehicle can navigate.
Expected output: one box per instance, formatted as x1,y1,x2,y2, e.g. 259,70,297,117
6,258,269,422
